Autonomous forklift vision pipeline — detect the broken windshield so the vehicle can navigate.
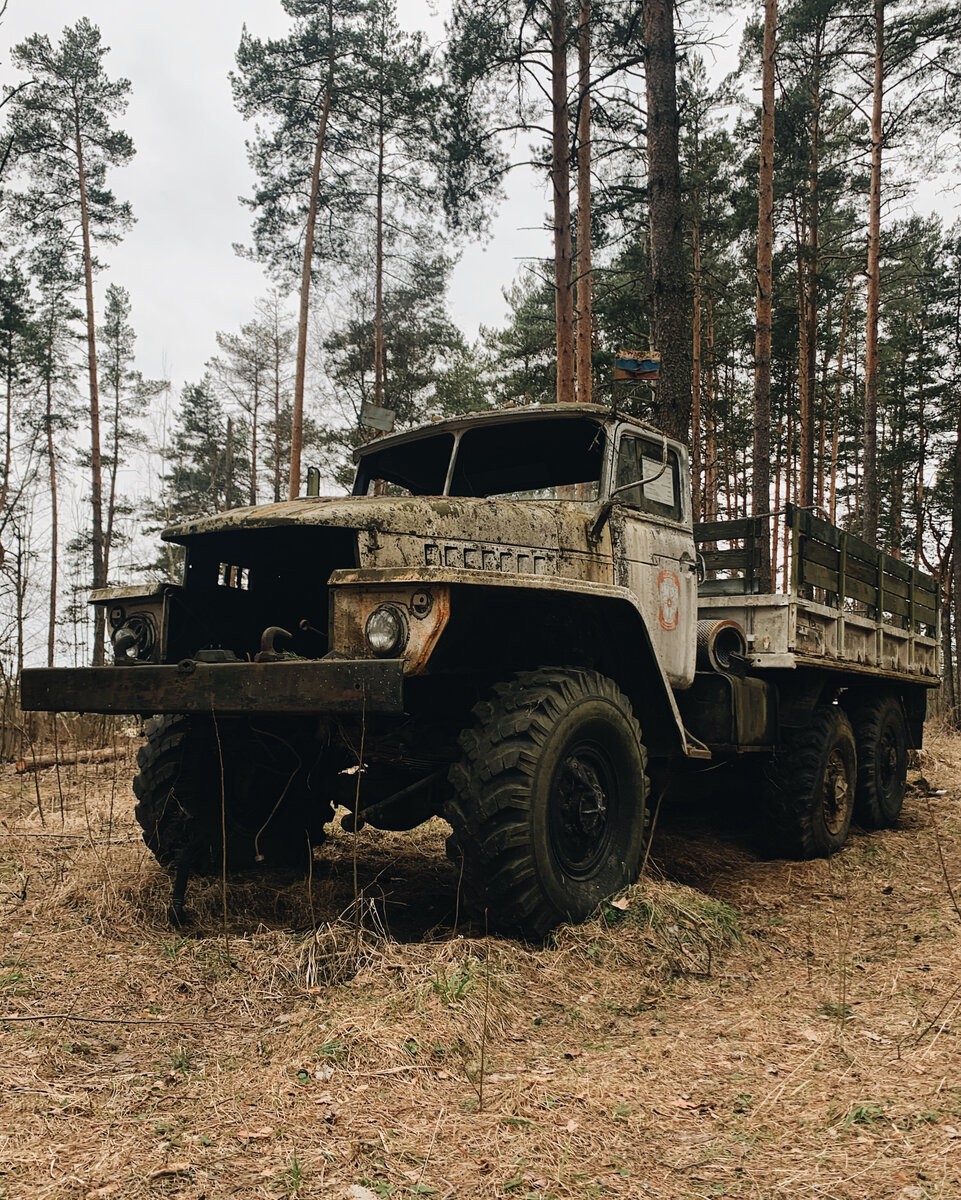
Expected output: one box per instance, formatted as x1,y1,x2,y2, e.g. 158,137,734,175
353,416,606,500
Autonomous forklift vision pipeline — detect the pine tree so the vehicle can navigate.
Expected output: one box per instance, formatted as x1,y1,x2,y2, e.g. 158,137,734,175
7,18,134,661
232,0,368,498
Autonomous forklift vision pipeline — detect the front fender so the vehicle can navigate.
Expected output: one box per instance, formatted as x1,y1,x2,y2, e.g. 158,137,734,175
329,567,707,759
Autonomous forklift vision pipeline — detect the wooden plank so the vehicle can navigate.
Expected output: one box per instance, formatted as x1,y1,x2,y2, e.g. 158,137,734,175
843,575,879,608
882,573,910,601
801,539,840,570
801,559,839,593
883,593,909,619
698,578,753,596
694,518,759,543
701,549,759,572
842,557,886,592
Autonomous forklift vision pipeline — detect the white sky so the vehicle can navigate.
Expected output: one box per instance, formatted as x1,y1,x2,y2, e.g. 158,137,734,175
1,0,552,392
2,2,958,397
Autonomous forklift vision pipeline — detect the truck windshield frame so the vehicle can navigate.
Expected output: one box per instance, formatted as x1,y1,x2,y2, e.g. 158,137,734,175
352,414,609,500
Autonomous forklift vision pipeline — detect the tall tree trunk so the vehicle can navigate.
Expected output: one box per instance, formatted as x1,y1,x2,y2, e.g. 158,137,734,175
705,296,718,520
224,416,234,512
290,88,332,500
250,376,259,506
642,0,691,440
374,116,386,407
551,0,576,404
862,0,884,546
0,335,12,567
273,337,282,502
74,111,105,664
692,211,703,522
46,370,58,668
829,275,855,523
105,364,121,586
575,0,592,404
753,0,777,591
801,101,819,509
953,401,961,723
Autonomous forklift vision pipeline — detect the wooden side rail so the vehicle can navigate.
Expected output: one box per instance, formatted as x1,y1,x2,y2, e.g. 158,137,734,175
693,517,763,596
787,503,938,634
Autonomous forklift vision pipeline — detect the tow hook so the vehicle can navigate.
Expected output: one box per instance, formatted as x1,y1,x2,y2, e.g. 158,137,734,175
255,626,294,662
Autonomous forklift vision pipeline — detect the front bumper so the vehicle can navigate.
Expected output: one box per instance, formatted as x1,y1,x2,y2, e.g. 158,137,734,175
19,658,405,716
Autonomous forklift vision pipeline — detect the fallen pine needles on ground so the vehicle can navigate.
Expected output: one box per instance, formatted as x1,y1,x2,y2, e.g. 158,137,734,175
1,732,960,1198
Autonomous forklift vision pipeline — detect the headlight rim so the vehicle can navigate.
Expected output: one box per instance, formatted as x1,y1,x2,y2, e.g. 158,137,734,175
364,603,409,657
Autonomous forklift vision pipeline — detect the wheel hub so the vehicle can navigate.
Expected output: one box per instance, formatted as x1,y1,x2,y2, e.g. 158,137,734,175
822,748,851,835
879,729,898,791
551,744,615,875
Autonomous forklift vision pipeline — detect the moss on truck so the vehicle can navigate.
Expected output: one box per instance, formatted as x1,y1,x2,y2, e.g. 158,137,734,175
20,404,939,936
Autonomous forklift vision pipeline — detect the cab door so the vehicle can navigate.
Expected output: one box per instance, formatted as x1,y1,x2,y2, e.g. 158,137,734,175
609,429,697,690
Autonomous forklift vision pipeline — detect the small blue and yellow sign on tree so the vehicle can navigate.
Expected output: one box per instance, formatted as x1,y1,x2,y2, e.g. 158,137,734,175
614,349,660,381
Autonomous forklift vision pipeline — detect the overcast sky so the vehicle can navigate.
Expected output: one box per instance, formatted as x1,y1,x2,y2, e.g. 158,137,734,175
2,0,555,393
3,2,958,401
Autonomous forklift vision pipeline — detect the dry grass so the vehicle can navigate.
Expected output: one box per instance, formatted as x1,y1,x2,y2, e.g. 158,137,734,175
1,729,960,1199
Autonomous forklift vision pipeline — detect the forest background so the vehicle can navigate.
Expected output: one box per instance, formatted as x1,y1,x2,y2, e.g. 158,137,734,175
1,0,960,710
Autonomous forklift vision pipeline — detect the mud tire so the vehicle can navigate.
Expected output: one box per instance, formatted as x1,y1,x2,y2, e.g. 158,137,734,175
445,669,649,940
763,705,857,858
133,715,332,873
847,693,909,829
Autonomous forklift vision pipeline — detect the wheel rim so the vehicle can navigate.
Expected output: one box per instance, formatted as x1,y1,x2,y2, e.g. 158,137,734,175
822,748,851,835
878,726,900,796
549,739,618,877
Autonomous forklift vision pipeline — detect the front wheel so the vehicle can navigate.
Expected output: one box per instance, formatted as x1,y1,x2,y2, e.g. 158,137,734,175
445,668,650,940
133,715,333,873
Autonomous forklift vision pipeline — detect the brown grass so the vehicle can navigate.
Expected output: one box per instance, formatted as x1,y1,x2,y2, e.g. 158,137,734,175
1,729,960,1199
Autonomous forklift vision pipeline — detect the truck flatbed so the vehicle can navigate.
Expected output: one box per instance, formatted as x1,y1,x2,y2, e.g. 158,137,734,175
695,504,939,684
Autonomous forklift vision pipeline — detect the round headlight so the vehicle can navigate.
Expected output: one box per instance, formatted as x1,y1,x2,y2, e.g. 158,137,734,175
364,604,407,656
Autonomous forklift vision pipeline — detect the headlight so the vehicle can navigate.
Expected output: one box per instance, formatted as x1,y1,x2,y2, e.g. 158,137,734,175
364,604,408,656
111,613,156,663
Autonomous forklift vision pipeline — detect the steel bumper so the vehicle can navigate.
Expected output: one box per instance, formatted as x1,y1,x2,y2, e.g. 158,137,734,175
19,658,405,716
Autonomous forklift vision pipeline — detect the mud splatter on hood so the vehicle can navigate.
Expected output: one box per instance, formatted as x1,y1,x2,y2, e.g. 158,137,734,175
162,494,600,555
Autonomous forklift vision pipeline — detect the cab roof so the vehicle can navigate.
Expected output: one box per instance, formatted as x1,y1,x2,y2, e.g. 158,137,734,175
351,403,663,462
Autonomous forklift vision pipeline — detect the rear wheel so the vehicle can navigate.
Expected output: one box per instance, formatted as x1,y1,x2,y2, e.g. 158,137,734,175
763,705,857,858
133,715,332,873
847,693,909,829
445,668,649,939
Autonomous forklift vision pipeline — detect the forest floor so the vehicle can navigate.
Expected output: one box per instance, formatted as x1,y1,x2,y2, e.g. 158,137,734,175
1,728,960,1200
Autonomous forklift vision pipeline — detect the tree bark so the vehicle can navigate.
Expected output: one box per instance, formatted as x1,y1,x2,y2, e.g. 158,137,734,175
800,83,820,510
862,0,884,546
753,0,777,591
273,333,282,503
692,212,703,522
829,275,855,523
45,368,58,668
289,88,332,500
74,109,105,664
575,0,592,405
551,0,576,404
374,117,386,407
642,0,691,440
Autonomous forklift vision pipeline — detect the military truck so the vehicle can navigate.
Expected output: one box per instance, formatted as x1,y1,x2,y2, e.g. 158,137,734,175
20,404,940,936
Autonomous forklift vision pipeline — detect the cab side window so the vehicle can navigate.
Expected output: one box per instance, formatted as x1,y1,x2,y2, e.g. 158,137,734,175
614,435,681,520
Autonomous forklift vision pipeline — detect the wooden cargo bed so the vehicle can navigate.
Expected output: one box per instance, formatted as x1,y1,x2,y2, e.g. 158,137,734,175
694,504,940,683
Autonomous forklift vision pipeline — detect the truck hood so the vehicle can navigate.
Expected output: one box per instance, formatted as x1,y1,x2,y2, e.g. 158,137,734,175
162,495,600,555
